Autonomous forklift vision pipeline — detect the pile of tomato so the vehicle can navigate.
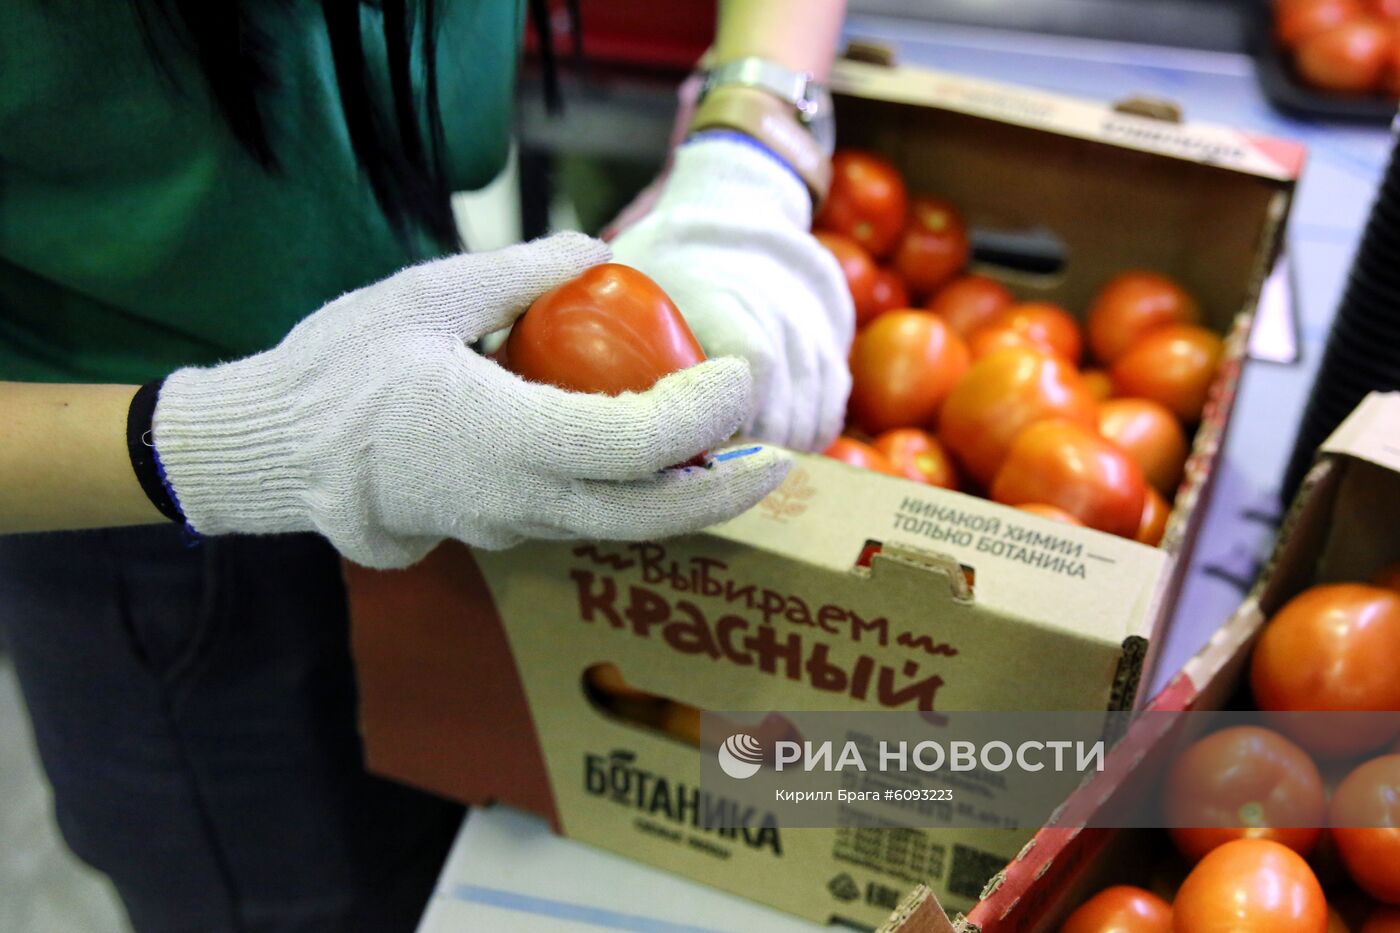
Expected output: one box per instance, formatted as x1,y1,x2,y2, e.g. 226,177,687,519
1274,0,1400,96
1063,571,1400,933
813,150,1223,546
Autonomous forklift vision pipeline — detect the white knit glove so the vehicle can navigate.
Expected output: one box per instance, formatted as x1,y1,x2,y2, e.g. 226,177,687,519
611,136,854,452
151,233,789,569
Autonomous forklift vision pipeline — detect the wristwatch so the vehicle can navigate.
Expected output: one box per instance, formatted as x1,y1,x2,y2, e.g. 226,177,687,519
690,56,836,205
701,57,836,157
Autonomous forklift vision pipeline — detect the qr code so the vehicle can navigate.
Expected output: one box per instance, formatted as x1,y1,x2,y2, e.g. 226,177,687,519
946,844,1006,901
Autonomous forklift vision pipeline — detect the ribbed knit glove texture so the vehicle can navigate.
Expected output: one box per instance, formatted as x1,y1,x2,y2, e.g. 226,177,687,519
153,233,789,569
612,136,855,452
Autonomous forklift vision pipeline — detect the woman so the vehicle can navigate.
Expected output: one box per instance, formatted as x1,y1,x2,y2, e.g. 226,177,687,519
0,0,852,929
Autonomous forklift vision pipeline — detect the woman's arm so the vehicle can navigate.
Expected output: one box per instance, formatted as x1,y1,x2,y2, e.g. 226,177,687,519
712,0,846,79
0,382,165,533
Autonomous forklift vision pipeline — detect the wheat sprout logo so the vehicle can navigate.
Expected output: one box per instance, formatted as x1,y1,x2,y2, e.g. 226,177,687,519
758,467,816,522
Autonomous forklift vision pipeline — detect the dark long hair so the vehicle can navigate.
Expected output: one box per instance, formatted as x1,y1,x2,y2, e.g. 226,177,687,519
130,0,465,248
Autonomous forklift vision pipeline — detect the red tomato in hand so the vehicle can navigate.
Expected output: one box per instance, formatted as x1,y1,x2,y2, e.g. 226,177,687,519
991,419,1147,537
1173,839,1327,933
1330,754,1400,904
1296,20,1392,91
1250,584,1400,756
894,197,971,297
816,150,908,258
815,231,880,325
867,267,911,324
1110,325,1223,423
1165,726,1326,863
926,274,1015,338
1088,271,1200,364
940,347,1098,488
824,437,900,476
1098,398,1189,495
507,263,705,395
984,302,1083,363
1276,0,1366,48
872,428,959,489
1137,485,1170,546
1062,885,1172,933
848,311,970,434
1017,503,1085,526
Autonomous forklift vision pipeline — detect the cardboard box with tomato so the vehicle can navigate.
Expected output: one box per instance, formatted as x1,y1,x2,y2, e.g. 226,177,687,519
347,57,1302,927
881,392,1400,933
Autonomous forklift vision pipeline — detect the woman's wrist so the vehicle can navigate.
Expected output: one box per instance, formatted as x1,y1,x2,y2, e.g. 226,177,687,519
687,84,832,206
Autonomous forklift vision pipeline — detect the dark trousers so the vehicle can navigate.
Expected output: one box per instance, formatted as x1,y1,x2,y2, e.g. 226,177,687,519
0,526,462,933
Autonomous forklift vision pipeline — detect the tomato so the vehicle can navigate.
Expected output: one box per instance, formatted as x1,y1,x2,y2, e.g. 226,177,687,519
1276,0,1366,48
1295,20,1392,91
585,663,655,701
848,311,970,434
1372,0,1400,18
1110,325,1224,424
893,197,971,297
990,419,1147,537
816,150,908,258
872,428,960,489
867,267,911,324
940,347,1098,488
1087,271,1200,365
1165,726,1326,864
1250,584,1400,756
815,231,880,325
1083,369,1115,402
983,302,1083,363
1062,885,1172,933
507,263,705,395
1371,561,1400,593
1330,755,1400,904
926,275,1016,339
1098,398,1189,495
824,437,901,476
1362,909,1400,933
1387,24,1400,96
661,701,701,746
967,323,1046,361
1137,486,1170,547
1016,503,1084,525
1172,839,1327,933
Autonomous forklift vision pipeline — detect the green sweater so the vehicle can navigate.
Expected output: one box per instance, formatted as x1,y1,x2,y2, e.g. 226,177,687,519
0,1,521,384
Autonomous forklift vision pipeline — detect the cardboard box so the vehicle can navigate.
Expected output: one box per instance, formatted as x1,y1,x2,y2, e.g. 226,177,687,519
882,392,1400,932
346,60,1301,928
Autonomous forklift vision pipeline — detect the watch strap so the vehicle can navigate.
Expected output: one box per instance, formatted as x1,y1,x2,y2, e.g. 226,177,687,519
704,56,816,114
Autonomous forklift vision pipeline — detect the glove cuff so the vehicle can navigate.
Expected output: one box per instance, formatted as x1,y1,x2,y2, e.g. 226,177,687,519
662,135,813,231
152,356,313,536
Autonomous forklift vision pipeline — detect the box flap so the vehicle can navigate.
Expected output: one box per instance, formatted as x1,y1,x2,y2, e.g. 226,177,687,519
1321,391,1400,472
830,59,1304,181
